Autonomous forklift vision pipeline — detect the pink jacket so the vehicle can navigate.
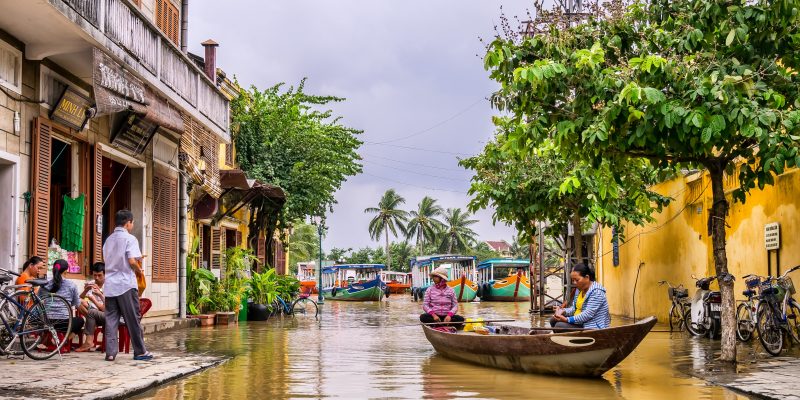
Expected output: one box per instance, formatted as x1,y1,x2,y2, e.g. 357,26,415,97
423,283,458,317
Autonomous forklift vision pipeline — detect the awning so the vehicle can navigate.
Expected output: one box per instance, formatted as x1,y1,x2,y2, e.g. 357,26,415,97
209,169,285,224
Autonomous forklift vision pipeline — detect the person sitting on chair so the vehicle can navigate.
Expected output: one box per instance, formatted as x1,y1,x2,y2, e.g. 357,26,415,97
550,263,610,330
419,266,465,329
42,260,85,340
75,262,106,352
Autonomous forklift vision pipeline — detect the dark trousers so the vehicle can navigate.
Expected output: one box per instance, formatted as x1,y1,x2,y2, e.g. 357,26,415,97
54,317,84,335
420,313,465,329
549,316,583,329
105,289,147,357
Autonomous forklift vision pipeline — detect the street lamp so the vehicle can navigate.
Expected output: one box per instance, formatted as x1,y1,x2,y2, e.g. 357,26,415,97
311,215,325,304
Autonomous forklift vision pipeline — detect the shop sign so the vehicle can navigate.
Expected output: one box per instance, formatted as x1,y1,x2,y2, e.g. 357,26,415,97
50,87,91,131
764,222,780,250
110,112,159,155
92,48,183,133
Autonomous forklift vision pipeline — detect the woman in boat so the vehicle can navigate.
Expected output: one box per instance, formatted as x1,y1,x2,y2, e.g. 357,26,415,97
551,263,610,329
420,266,465,328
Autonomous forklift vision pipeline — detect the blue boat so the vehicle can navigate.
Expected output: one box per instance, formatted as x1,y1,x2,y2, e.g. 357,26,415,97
320,264,386,301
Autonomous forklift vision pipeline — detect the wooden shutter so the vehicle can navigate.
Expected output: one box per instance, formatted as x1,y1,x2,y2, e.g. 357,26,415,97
30,118,52,262
92,144,103,263
274,241,286,275
196,224,204,268
257,236,266,269
156,0,180,46
210,227,221,269
224,143,233,166
152,173,178,282
235,231,242,247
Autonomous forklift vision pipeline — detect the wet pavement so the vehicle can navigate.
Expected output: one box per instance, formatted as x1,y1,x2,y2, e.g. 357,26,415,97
129,297,789,400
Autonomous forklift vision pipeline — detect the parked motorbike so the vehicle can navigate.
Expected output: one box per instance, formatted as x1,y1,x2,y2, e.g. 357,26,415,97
685,275,722,339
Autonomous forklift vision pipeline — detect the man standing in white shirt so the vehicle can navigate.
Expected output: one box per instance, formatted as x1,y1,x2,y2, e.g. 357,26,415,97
102,209,152,361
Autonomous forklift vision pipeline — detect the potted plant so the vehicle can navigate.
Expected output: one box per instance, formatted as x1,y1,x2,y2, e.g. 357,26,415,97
186,239,217,327
210,281,239,325
247,269,278,321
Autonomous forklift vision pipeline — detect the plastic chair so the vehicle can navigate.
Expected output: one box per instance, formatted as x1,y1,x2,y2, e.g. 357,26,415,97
119,298,152,354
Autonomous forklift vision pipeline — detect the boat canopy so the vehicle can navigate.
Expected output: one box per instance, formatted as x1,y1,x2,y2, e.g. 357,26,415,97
477,259,530,270
411,254,477,267
410,254,477,290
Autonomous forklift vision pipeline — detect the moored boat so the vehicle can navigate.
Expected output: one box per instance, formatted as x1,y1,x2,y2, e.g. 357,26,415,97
321,264,385,301
410,255,478,303
380,271,412,294
422,317,657,378
296,261,319,294
477,259,531,302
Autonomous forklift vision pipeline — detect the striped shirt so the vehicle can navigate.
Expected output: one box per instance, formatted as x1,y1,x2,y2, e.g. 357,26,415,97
564,281,611,329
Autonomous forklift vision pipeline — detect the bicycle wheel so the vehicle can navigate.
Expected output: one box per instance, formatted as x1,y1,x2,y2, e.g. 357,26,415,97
787,299,800,344
736,302,754,342
756,301,783,356
21,294,71,360
684,308,707,337
0,295,24,355
291,298,319,318
668,304,680,332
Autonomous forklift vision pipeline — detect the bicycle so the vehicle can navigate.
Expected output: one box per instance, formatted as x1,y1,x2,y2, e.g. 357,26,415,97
290,292,319,319
658,280,690,332
755,265,800,356
0,268,73,360
736,274,762,342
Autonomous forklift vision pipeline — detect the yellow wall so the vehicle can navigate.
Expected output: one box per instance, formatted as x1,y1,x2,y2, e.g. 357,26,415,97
597,168,800,322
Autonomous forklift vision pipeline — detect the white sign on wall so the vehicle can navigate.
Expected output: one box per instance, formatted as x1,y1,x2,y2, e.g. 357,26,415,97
764,222,780,250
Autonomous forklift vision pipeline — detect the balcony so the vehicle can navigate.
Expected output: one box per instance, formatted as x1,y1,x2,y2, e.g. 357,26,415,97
0,0,229,140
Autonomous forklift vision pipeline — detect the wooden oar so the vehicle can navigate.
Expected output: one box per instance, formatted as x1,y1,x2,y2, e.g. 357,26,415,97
421,319,515,326
527,326,587,331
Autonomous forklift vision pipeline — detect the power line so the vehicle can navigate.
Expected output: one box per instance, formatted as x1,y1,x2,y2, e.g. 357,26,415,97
362,159,471,181
361,141,474,156
371,98,486,144
360,152,468,172
360,172,469,194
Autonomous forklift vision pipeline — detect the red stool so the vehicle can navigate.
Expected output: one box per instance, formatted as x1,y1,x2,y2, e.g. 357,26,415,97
93,327,105,352
117,298,152,354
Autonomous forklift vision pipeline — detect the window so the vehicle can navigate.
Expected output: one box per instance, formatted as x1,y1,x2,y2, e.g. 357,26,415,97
156,0,180,46
152,173,178,282
224,143,233,166
0,40,22,94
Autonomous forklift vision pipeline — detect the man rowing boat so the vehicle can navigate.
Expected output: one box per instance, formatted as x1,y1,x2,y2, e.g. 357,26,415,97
419,266,465,329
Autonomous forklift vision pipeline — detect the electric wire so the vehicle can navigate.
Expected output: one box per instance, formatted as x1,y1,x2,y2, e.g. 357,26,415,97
362,159,471,181
360,152,468,172
360,172,468,194
361,141,474,156
370,97,486,144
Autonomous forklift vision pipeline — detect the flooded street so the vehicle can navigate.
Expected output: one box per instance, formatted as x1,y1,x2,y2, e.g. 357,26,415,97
138,298,747,400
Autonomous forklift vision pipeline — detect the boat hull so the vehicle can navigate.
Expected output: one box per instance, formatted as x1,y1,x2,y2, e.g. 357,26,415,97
386,283,410,294
447,278,478,302
300,281,318,294
322,278,384,301
422,317,657,377
480,275,531,302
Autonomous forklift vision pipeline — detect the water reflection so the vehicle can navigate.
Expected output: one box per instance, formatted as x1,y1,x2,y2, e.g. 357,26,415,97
137,298,747,400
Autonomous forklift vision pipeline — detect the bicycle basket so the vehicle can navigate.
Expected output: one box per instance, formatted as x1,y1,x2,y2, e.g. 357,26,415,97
668,287,688,299
780,277,796,296
745,277,761,288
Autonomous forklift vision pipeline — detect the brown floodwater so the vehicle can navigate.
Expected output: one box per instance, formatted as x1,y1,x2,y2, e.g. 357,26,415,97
137,298,749,400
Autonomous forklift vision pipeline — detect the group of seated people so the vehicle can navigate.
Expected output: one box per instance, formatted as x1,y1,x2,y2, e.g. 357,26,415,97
16,256,107,352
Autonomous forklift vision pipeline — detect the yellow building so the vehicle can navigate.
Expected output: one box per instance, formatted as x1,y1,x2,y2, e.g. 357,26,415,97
596,168,800,322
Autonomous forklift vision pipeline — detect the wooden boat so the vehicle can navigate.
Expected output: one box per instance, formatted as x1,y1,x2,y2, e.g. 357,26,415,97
296,262,319,294
422,316,657,377
380,271,412,294
477,259,531,302
321,264,385,301
410,255,479,302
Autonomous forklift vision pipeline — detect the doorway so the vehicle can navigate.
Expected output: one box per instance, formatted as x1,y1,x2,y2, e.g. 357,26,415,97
0,155,16,269
49,138,72,247
101,157,131,240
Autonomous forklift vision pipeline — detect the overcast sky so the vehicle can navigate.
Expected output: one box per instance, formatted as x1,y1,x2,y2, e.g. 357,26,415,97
189,1,534,252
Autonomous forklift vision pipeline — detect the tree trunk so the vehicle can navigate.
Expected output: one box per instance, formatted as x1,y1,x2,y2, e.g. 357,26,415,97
707,163,736,362
448,233,454,253
572,212,583,266
385,227,391,271
418,226,423,254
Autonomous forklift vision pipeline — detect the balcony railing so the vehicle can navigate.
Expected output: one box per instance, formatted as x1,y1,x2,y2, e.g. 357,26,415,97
60,0,229,133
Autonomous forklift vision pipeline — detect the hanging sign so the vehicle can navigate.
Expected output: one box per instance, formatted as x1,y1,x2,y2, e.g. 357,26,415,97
50,87,92,131
92,48,183,133
110,112,158,155
764,223,780,250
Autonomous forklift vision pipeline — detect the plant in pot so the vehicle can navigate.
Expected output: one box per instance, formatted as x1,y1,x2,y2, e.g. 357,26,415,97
275,274,301,302
247,269,278,321
210,281,239,325
186,238,217,326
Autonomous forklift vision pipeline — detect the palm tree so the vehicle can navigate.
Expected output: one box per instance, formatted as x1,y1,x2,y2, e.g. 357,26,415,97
439,208,478,254
287,223,319,273
509,237,531,259
405,196,444,252
365,189,408,270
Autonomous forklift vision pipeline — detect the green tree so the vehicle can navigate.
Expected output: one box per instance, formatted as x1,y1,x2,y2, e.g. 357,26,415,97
231,80,362,264
405,196,445,252
346,247,379,264
326,247,352,264
484,0,800,361
365,189,409,270
287,222,320,273
509,237,530,259
438,208,478,254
